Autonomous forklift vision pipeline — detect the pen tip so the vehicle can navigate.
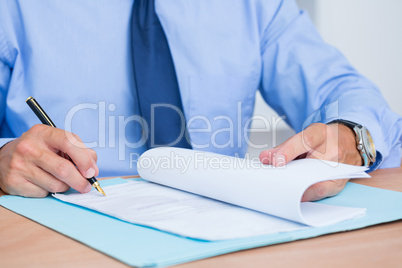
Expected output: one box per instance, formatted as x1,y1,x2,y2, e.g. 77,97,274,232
95,185,107,196
100,189,107,197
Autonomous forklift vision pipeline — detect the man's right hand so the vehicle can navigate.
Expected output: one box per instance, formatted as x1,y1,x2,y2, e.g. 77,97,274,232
0,124,99,197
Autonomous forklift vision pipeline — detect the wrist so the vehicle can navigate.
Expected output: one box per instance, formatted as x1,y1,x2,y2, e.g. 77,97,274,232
328,120,376,167
337,123,363,166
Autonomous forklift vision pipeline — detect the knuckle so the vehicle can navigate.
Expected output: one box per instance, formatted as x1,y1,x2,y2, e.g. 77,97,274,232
55,161,71,180
9,156,24,171
47,127,59,141
303,123,328,149
64,132,84,149
61,135,76,152
29,124,46,135
72,133,82,143
15,139,37,156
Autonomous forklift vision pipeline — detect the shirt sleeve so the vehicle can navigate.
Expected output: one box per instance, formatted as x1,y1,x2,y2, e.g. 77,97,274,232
259,0,402,170
0,20,14,148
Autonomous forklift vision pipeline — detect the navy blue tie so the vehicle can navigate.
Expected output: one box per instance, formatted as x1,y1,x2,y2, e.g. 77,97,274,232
131,0,191,149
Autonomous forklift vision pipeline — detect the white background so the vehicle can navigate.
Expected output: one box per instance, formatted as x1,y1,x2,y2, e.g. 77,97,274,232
249,0,402,155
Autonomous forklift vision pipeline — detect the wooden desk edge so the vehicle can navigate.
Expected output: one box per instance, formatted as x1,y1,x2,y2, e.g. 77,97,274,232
0,168,401,268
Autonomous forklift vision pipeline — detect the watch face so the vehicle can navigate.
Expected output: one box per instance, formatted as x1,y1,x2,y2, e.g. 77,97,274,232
362,128,376,160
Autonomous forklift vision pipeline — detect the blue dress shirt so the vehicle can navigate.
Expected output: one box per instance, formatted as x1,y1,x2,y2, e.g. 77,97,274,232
0,0,401,177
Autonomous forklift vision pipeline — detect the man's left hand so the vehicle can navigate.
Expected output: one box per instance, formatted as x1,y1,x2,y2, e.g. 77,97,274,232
259,123,362,202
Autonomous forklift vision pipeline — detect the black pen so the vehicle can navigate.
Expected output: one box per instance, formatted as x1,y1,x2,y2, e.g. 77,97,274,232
26,96,106,196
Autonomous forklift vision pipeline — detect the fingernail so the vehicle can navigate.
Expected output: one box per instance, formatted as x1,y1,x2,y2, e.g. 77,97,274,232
85,167,95,178
84,183,92,193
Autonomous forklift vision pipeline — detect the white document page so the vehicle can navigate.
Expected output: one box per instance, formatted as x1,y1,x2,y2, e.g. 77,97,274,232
138,148,369,226
54,148,368,240
54,180,308,240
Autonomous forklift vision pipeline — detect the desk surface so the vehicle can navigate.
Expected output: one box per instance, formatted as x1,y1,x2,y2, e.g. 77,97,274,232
1,167,402,267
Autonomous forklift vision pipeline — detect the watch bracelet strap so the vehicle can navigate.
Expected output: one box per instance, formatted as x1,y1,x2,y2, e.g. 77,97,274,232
328,119,362,130
328,119,371,166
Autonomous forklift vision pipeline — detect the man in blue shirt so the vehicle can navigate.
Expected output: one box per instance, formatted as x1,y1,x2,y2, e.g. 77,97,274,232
0,0,401,200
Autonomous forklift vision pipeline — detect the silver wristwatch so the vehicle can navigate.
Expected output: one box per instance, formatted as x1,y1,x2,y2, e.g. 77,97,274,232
330,120,376,167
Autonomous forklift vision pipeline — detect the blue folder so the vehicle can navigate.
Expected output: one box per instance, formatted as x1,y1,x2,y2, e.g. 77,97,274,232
1,178,401,267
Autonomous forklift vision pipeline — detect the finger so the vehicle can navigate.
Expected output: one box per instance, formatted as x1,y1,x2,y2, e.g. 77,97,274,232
278,124,328,164
259,148,286,167
4,177,49,198
69,134,99,171
25,165,70,193
71,133,83,143
59,149,98,177
260,124,328,166
45,128,98,178
33,150,92,193
301,179,349,202
88,148,98,163
87,149,99,177
259,148,277,165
